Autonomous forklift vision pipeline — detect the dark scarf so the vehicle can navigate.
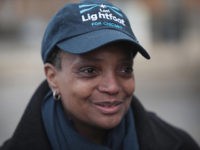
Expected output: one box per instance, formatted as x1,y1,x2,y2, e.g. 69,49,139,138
42,91,139,150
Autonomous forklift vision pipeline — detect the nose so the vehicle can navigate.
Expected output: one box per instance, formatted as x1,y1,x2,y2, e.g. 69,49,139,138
98,72,120,95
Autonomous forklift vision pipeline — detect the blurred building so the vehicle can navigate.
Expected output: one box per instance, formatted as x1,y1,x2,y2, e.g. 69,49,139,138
0,0,200,43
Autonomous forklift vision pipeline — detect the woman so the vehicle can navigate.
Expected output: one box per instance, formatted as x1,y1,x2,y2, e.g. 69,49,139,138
1,0,199,150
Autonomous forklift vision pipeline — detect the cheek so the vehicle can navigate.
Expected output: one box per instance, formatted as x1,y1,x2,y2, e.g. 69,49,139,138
122,77,135,96
70,79,98,98
60,79,99,123
60,79,97,108
60,82,90,118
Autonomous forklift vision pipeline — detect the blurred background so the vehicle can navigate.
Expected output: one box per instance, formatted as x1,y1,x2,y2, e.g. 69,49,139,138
0,0,199,146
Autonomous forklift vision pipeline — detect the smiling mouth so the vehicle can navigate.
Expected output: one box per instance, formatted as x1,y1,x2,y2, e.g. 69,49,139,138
93,101,123,114
95,101,122,107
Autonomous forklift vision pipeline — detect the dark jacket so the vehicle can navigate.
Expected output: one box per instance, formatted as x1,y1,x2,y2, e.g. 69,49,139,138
1,80,199,150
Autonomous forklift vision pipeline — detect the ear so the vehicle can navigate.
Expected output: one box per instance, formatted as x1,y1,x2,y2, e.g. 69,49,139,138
44,63,59,90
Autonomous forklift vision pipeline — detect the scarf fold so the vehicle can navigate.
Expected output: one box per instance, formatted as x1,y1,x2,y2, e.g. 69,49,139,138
42,91,139,150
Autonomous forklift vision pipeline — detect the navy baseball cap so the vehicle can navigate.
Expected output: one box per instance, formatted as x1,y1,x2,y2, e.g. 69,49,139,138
41,0,150,63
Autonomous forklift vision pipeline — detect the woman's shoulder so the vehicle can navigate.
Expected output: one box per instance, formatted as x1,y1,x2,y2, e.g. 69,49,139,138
0,80,51,150
131,96,200,150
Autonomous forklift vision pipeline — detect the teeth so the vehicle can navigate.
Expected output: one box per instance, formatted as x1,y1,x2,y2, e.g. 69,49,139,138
97,102,121,107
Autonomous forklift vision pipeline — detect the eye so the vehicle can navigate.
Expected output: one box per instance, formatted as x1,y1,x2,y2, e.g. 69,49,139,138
79,66,99,78
81,67,95,73
118,65,134,77
123,66,133,73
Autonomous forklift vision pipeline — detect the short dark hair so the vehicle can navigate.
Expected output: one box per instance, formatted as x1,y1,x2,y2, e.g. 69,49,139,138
45,47,62,70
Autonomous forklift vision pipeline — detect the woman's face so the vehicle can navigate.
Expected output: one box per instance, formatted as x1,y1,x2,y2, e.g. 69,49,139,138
47,43,135,130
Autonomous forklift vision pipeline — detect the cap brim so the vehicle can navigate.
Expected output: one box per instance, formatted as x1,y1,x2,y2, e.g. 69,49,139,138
57,29,150,59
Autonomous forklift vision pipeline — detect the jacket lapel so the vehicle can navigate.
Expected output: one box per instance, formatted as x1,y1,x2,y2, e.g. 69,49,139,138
131,96,181,150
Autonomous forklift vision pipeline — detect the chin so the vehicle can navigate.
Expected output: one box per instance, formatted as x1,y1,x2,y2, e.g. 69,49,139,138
97,115,123,130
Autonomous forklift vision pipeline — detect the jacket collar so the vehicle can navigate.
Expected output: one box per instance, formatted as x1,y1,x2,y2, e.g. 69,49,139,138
131,96,181,150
